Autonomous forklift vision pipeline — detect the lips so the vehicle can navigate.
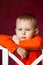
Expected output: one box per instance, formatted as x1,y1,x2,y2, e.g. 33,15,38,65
21,37,26,39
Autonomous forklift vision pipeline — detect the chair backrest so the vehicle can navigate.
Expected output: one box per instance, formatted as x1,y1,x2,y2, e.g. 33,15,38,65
31,50,43,65
42,50,43,65
0,46,43,65
0,46,8,65
0,46,24,65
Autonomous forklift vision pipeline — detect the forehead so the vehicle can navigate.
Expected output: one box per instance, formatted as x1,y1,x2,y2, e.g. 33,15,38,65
16,19,34,28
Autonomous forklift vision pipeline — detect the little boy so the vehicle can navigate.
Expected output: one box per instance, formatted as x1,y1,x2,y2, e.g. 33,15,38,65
0,14,42,65
12,14,42,65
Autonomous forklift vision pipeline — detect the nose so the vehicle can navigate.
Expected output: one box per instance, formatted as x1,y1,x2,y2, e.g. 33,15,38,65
22,29,26,35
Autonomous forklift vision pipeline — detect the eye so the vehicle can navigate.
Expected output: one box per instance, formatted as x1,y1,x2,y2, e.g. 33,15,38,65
18,29,22,31
26,29,30,31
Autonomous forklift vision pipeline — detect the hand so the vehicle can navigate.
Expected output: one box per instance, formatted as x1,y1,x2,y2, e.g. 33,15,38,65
12,35,19,45
16,47,28,59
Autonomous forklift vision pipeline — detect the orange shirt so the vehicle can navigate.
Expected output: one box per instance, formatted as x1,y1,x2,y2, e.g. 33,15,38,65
0,35,18,53
0,35,42,53
14,50,42,65
19,35,42,50
0,34,42,65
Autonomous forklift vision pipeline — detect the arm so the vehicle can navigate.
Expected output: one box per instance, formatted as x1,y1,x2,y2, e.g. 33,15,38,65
13,35,42,50
0,34,28,58
0,35,18,53
19,35,42,50
12,35,28,58
16,47,28,58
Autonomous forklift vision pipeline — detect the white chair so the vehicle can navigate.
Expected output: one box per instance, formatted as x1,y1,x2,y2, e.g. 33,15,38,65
0,46,24,65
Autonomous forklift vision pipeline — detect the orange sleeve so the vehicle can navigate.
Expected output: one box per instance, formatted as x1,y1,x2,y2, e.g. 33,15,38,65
19,35,42,49
0,35,18,53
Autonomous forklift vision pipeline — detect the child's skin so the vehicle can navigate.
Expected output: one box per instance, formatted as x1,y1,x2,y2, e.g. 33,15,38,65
13,18,39,58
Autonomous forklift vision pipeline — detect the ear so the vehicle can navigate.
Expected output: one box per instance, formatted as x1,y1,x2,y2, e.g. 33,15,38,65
35,28,39,35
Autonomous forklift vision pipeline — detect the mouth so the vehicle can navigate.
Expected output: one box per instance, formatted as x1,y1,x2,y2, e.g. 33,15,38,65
21,37,26,40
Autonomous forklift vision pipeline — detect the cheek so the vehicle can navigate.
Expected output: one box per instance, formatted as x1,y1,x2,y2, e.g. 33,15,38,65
26,31,34,38
16,30,22,38
16,31,22,35
16,30,20,35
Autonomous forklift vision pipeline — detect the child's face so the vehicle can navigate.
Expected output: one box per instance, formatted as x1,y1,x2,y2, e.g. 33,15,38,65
15,19,37,40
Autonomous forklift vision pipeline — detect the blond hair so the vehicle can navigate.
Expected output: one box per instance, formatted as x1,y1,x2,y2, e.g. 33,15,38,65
16,14,38,29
